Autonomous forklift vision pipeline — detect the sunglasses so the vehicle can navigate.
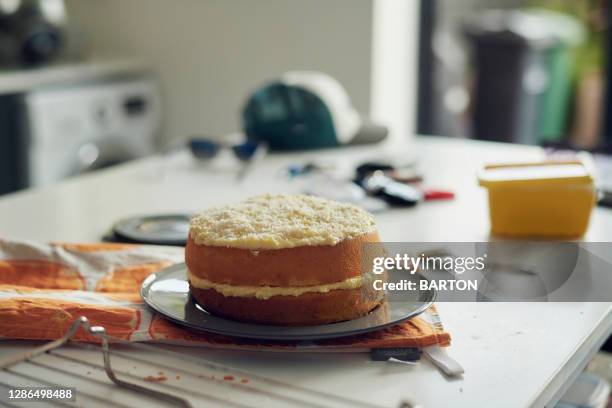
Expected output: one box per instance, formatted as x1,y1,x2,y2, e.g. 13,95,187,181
189,138,263,161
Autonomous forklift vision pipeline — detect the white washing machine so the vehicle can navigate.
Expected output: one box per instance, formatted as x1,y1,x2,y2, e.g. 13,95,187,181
24,76,161,187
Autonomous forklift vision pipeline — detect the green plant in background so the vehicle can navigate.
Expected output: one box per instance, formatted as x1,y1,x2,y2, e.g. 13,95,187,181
526,0,607,144
528,0,605,75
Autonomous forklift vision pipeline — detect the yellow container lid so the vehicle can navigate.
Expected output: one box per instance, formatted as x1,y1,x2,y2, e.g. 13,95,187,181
478,161,593,188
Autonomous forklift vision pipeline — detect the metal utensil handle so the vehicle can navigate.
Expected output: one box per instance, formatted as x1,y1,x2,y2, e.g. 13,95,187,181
0,316,193,408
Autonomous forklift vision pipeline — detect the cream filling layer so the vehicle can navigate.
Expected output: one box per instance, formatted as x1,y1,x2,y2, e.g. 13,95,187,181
188,269,367,300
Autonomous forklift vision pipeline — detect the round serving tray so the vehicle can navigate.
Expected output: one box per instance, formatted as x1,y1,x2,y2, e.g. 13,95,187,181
141,263,436,341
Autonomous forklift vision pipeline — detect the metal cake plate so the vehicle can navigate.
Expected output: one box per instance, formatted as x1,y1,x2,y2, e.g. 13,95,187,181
141,263,436,341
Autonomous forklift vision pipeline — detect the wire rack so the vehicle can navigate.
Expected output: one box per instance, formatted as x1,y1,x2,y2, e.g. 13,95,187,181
0,317,419,408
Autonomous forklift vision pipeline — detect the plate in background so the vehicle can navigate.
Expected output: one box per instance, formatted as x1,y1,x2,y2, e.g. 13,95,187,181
141,263,436,341
113,214,192,246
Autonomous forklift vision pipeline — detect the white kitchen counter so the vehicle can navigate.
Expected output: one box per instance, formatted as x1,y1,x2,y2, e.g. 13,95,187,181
0,136,611,407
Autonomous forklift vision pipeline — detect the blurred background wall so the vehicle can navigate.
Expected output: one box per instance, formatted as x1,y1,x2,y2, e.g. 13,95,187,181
64,0,374,144
8,0,607,195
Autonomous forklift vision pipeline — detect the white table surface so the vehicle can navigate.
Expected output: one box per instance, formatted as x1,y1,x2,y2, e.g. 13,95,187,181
1,136,611,408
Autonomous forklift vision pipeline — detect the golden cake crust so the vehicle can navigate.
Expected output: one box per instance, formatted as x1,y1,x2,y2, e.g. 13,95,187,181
189,283,383,326
185,231,380,287
185,194,384,325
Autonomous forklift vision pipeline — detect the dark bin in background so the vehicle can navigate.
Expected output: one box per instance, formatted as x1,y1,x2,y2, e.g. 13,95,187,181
464,10,584,145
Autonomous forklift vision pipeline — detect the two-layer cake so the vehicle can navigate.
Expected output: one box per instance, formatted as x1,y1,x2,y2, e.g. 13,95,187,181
185,194,383,325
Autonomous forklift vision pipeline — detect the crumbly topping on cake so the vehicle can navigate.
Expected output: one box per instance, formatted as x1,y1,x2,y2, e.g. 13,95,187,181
189,194,377,249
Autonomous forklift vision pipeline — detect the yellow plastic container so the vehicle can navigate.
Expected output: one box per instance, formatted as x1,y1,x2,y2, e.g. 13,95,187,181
478,161,597,238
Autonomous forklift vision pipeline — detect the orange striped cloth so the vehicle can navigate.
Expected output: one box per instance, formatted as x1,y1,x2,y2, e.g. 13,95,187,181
0,239,450,351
